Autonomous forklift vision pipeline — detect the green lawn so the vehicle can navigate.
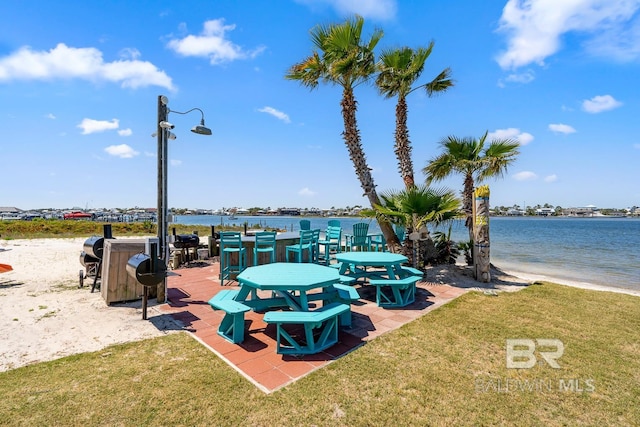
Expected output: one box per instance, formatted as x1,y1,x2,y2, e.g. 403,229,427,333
1,282,638,426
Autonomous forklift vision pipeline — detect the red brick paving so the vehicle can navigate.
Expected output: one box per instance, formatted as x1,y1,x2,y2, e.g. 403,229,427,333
158,262,468,393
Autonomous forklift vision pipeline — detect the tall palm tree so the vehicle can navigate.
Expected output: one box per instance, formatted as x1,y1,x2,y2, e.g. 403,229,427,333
376,43,453,189
286,16,400,250
362,185,461,266
423,131,520,241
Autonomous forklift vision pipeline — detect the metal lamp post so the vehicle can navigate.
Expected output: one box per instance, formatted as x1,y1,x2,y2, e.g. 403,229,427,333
156,95,212,302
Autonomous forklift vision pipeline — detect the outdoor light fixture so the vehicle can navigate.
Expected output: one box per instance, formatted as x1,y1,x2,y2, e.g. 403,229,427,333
155,95,212,303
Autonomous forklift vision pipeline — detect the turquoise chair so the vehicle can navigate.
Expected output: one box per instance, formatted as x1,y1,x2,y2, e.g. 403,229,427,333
253,231,276,265
220,231,246,285
347,222,372,252
395,224,406,243
328,219,340,227
310,228,321,263
370,232,386,252
286,229,314,263
317,225,342,265
299,219,311,230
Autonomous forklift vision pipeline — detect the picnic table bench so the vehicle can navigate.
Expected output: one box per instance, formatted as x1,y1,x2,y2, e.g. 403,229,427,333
208,290,251,343
263,302,350,355
369,276,420,307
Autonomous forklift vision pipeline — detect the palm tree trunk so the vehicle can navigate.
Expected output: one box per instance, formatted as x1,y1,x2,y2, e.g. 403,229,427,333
463,173,475,242
394,96,415,188
341,88,400,251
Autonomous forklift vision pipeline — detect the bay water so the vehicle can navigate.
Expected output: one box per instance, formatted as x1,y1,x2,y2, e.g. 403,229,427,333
174,215,640,292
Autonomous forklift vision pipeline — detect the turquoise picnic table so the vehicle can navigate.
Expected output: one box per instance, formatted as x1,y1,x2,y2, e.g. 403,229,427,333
236,262,343,311
336,252,409,280
208,263,359,354
335,252,422,308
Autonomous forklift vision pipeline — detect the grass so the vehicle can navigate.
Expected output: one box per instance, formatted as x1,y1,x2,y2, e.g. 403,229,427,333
0,219,278,240
0,283,639,426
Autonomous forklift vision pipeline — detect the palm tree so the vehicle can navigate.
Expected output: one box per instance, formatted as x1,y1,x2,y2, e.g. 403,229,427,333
423,131,520,241
376,43,453,189
286,16,400,250
361,185,461,266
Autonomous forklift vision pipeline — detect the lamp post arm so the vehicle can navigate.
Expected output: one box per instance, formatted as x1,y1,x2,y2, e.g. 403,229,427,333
169,107,206,120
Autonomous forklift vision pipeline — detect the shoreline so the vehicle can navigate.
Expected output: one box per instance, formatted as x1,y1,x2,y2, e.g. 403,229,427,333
1,237,638,373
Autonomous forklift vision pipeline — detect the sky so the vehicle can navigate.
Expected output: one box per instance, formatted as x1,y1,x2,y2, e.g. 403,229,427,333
1,0,639,211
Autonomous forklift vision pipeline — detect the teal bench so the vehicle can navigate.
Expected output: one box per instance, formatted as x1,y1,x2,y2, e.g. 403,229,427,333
208,290,251,343
369,276,420,307
263,302,350,355
338,275,356,284
330,283,360,327
399,266,423,278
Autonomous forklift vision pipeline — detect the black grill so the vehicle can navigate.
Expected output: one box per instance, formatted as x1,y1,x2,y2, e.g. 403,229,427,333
173,234,199,249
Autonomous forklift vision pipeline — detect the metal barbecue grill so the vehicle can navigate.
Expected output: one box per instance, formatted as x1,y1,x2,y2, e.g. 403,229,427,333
172,232,200,264
126,241,166,319
79,224,112,292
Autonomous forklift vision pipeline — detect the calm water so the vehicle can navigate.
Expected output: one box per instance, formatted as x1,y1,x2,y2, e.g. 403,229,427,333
174,215,640,292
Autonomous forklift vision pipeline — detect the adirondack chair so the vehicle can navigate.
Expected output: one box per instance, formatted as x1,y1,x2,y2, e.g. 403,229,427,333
347,222,372,252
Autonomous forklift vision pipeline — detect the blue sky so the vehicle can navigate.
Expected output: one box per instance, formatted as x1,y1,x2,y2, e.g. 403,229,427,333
1,0,638,211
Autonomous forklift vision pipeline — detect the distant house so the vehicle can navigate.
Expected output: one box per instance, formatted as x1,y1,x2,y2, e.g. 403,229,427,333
0,207,22,219
506,208,524,216
278,208,301,216
562,206,597,217
535,208,554,216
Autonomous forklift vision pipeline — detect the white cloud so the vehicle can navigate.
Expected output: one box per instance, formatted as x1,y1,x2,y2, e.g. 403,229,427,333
46,113,56,119
170,159,182,166
258,106,291,123
502,70,536,85
488,128,534,145
78,118,119,135
549,123,577,134
118,47,141,60
513,171,537,181
297,0,397,20
118,128,132,136
582,94,623,113
0,43,174,90
167,19,265,65
104,144,138,158
298,187,316,197
544,174,558,183
496,0,640,70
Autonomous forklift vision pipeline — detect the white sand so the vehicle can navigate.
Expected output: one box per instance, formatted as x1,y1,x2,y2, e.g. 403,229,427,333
0,237,637,372
0,238,179,372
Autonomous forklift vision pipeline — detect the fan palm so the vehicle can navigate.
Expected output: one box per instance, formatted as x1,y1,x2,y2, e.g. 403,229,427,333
423,131,520,240
362,185,461,265
286,15,400,250
376,43,453,189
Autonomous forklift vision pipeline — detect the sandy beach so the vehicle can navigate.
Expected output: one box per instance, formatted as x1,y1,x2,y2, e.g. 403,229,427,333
1,237,637,373
0,237,179,372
